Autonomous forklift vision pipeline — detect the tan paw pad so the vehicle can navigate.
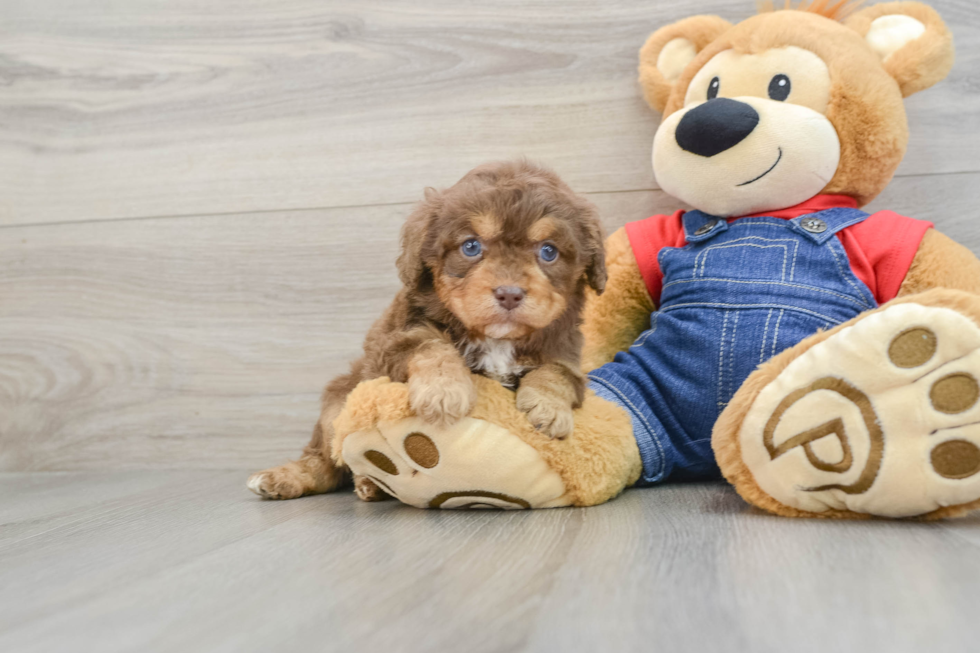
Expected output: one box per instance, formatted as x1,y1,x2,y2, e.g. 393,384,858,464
929,373,979,414
930,440,980,480
888,327,937,368
364,450,399,475
403,432,439,468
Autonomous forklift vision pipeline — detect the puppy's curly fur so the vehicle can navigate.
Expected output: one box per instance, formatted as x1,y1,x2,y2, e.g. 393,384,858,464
248,160,607,501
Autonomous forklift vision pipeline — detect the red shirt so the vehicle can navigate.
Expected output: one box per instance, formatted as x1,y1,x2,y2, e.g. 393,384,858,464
624,194,933,307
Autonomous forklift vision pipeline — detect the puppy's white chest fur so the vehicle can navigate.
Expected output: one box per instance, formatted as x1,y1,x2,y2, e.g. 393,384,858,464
462,337,526,389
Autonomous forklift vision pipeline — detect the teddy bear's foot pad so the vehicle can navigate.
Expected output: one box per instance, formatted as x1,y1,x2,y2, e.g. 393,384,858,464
342,416,571,509
738,299,980,518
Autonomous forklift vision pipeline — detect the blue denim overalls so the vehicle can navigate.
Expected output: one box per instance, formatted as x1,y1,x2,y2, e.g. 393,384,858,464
588,207,878,485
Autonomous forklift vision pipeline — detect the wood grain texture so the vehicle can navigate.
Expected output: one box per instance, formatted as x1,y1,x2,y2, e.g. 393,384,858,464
2,175,978,471
0,188,679,471
1,0,979,473
1,0,979,226
3,4,980,649
1,472,979,653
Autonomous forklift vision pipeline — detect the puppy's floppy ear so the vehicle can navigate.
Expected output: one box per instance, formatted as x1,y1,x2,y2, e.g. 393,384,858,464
845,2,954,97
580,205,608,295
396,187,441,288
638,15,732,114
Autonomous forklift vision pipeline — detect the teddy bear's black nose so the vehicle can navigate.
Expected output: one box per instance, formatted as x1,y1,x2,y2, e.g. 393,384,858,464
675,98,760,157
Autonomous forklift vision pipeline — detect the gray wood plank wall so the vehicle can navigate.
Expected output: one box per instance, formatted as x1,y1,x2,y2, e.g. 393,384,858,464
2,0,978,471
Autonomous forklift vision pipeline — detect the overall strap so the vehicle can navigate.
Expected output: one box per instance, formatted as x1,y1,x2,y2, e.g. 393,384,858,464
682,206,871,245
786,207,870,245
682,210,729,243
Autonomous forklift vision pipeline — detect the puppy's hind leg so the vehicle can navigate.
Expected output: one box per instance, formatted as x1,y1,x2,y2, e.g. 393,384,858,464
354,475,391,502
247,403,349,500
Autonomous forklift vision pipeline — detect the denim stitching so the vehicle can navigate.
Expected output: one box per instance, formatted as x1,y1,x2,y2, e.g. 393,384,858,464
717,311,729,409
827,214,871,235
789,239,800,281
826,238,874,309
760,308,774,364
700,242,788,280
632,330,653,349
588,375,666,480
771,309,784,358
661,302,839,324
632,313,659,348
661,278,868,308
726,311,740,408
694,233,797,243
728,219,794,228
695,239,793,280
692,236,794,265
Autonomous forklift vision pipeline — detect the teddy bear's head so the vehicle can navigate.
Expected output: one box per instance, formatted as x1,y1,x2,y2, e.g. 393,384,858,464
638,1,954,217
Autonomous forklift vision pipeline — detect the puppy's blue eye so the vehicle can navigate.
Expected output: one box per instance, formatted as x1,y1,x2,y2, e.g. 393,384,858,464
461,239,482,257
538,243,559,262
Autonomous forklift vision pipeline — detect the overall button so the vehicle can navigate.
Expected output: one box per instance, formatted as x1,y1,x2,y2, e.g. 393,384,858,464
801,217,827,233
695,220,719,236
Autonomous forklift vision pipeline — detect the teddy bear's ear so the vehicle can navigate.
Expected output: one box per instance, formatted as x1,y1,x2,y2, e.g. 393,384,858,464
638,15,732,113
845,2,954,97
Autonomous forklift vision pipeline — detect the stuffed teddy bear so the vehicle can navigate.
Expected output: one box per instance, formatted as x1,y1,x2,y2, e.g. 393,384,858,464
332,1,980,518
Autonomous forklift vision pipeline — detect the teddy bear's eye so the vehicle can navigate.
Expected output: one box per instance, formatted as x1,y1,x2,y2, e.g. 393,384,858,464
768,74,791,101
707,76,720,100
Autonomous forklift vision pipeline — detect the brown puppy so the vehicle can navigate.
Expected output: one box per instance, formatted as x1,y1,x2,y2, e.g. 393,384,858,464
247,160,607,501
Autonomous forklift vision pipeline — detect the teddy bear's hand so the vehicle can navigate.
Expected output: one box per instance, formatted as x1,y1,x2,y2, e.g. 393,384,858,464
516,385,575,440
408,368,477,427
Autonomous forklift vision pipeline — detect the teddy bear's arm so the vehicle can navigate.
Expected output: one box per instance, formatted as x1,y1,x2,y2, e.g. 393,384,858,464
580,227,655,372
898,229,980,296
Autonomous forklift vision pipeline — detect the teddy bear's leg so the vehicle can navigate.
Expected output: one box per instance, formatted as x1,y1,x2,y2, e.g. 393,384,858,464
333,376,642,509
342,416,571,509
715,289,980,519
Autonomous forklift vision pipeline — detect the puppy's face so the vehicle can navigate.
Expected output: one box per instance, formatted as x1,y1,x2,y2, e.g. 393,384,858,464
398,162,606,340
435,211,578,340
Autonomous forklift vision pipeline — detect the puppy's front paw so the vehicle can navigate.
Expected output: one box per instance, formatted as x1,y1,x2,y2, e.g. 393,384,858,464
516,386,574,440
408,373,476,426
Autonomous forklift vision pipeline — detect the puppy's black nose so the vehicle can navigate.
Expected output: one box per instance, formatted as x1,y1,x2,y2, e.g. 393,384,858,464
494,286,525,311
675,98,759,157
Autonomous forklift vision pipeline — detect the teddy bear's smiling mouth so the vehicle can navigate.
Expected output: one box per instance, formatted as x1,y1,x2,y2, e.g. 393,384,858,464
737,147,783,187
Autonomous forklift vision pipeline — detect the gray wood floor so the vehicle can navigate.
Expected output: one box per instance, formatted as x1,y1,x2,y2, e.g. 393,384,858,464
3,472,980,653
2,1,980,650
